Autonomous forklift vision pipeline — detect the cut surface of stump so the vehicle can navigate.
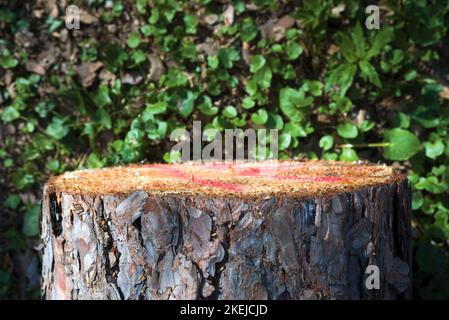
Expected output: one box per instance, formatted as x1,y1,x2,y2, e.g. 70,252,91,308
41,160,411,300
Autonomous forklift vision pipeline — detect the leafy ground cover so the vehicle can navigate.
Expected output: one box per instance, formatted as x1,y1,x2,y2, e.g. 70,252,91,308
1,0,449,299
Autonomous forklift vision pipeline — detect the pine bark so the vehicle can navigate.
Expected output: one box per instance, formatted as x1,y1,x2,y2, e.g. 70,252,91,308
41,177,411,300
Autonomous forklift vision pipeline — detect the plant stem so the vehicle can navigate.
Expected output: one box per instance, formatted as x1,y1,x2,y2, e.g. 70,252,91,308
339,142,391,148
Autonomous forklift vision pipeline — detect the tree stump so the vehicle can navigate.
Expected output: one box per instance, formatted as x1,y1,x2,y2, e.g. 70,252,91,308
40,161,411,300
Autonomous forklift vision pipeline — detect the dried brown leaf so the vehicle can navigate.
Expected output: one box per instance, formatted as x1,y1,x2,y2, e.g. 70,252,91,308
79,10,98,24
148,54,165,82
223,5,235,26
122,72,143,85
25,61,46,75
73,61,103,87
260,15,296,42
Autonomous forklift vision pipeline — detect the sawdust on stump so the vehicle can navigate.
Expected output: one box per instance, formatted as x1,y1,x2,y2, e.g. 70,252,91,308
45,160,405,198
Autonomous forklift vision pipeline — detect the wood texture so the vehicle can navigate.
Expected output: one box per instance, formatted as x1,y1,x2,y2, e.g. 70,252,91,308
40,161,411,300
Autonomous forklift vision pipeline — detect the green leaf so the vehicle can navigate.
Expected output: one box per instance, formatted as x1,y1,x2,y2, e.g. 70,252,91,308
404,70,417,81
127,32,141,48
144,101,168,116
178,90,197,118
240,17,258,42
431,165,446,177
278,133,291,150
149,8,160,24
181,40,197,60
46,117,69,140
251,108,268,125
359,120,375,132
3,158,13,168
87,153,104,168
340,147,359,162
337,32,356,63
23,206,40,237
279,87,313,121
103,43,129,71
242,97,255,109
284,122,311,138
249,55,266,73
184,13,198,34
46,159,60,172
326,63,357,97
285,42,303,60
1,106,20,123
35,101,55,118
163,150,181,163
366,26,394,60
359,60,381,87
4,195,21,210
266,113,284,130
253,66,272,88
113,2,124,15
245,79,258,96
383,128,421,161
82,122,95,140
394,112,410,129
415,176,448,194
0,54,19,69
208,55,219,70
131,50,146,65
424,140,445,160
25,121,35,133
94,85,112,108
140,24,154,36
319,135,334,151
93,108,112,130
146,121,167,140
351,22,366,59
12,170,34,189
218,47,240,69
337,122,358,139
322,152,339,161
412,191,424,210
161,68,188,88
412,105,440,129
231,117,246,127
271,44,283,53
34,134,54,151
303,80,323,97
111,140,124,152
198,96,218,116
223,105,237,118
136,0,148,13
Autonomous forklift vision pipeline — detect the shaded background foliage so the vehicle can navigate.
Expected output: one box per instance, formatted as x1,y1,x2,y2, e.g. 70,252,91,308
1,0,449,299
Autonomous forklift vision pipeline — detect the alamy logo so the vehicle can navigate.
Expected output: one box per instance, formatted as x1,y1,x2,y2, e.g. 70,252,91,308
365,265,380,290
65,5,80,30
169,121,278,163
365,5,380,30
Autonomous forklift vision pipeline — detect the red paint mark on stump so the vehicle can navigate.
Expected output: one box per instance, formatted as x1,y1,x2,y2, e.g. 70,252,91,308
310,176,343,183
160,166,245,193
234,167,261,176
273,175,344,183
156,163,343,193
192,177,244,192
